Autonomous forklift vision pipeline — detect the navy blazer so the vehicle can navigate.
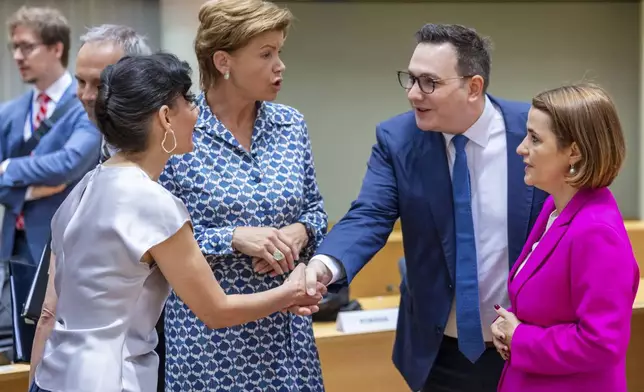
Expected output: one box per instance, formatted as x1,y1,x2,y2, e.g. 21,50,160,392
316,96,548,390
0,82,101,262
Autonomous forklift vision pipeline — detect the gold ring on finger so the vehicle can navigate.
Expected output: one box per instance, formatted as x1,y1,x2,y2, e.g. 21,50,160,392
273,249,285,262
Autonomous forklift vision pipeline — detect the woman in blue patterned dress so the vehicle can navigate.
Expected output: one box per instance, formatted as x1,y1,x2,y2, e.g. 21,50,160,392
159,1,328,391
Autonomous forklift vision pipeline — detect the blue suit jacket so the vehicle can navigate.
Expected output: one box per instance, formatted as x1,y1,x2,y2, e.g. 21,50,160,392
316,96,549,390
0,83,101,262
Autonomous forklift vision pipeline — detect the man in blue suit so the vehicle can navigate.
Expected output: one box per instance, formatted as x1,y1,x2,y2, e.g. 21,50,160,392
1,5,100,265
0,6,100,361
303,24,548,391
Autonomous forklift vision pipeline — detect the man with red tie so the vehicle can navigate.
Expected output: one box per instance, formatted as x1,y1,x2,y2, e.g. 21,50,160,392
0,6,101,362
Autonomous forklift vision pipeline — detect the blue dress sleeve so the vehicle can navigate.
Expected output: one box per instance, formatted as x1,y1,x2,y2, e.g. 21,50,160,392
159,155,236,256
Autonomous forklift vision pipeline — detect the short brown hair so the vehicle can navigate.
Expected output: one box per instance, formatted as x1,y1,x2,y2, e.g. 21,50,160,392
7,6,71,67
532,83,625,189
194,0,293,90
415,24,492,93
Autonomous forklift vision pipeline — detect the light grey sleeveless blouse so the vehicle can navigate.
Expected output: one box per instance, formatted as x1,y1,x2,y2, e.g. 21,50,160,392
35,165,190,392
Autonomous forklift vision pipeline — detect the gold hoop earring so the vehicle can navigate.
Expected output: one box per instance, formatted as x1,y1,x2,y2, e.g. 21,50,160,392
223,71,230,80
161,129,177,154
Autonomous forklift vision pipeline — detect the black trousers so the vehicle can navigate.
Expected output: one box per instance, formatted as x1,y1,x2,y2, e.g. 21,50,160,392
422,336,505,392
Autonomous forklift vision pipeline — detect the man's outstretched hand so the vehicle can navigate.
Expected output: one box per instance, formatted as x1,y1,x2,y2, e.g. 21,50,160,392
285,259,334,316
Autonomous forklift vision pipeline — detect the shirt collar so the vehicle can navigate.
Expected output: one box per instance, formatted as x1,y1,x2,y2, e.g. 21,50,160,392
194,92,297,133
32,72,72,105
443,95,496,149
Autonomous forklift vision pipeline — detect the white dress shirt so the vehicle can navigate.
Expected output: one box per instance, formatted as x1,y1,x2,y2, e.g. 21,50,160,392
313,96,511,342
1,72,73,200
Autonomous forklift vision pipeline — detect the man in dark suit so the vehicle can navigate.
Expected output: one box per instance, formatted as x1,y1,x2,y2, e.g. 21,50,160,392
0,6,101,363
302,24,548,392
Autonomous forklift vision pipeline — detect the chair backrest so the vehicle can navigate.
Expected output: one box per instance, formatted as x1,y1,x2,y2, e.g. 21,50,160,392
22,239,51,323
7,259,36,362
0,262,10,334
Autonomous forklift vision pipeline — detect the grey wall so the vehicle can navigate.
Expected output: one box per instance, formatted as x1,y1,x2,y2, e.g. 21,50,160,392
161,1,640,221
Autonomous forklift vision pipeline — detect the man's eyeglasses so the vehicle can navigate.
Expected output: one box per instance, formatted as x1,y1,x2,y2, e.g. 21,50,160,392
397,71,469,95
7,42,42,57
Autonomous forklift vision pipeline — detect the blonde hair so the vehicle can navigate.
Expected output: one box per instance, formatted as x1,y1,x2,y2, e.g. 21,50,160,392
7,6,71,66
195,0,293,90
532,83,625,189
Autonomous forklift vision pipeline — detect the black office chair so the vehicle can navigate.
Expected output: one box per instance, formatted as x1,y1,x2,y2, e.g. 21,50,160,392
7,257,37,363
0,262,12,364
0,239,51,364
22,239,51,323
311,282,362,322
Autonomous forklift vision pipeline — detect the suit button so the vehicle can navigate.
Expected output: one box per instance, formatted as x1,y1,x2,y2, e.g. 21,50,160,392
435,326,442,335
448,284,453,290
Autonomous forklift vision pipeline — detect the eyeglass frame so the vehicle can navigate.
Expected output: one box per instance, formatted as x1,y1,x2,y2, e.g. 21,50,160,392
397,70,473,95
6,41,44,57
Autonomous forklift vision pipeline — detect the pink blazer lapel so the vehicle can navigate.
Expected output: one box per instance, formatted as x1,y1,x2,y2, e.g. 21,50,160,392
509,219,568,298
509,197,555,282
509,189,595,298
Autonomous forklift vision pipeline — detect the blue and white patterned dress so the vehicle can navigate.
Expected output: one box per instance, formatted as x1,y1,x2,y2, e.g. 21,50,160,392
159,93,328,391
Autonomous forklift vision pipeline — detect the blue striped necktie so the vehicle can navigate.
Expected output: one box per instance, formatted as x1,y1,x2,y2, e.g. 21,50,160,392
451,134,485,363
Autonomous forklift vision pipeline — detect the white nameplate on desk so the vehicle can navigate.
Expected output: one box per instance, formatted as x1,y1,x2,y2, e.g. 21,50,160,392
336,308,399,334
0,364,23,373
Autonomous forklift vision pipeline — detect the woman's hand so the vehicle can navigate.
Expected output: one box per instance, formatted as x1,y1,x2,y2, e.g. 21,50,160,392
282,263,327,316
280,223,309,257
491,316,510,360
252,223,309,276
492,305,521,351
232,226,297,275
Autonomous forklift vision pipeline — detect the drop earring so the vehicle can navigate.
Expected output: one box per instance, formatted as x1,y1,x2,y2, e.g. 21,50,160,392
569,165,576,175
161,129,177,154
223,71,230,80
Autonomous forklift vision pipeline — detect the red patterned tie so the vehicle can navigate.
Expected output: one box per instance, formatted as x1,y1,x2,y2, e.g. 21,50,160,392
16,92,51,231
33,93,50,129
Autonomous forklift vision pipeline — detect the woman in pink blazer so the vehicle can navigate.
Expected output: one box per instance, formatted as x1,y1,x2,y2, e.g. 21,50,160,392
491,83,640,392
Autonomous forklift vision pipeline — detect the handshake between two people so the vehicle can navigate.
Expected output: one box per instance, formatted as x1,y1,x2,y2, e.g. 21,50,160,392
279,261,333,316
231,225,334,316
